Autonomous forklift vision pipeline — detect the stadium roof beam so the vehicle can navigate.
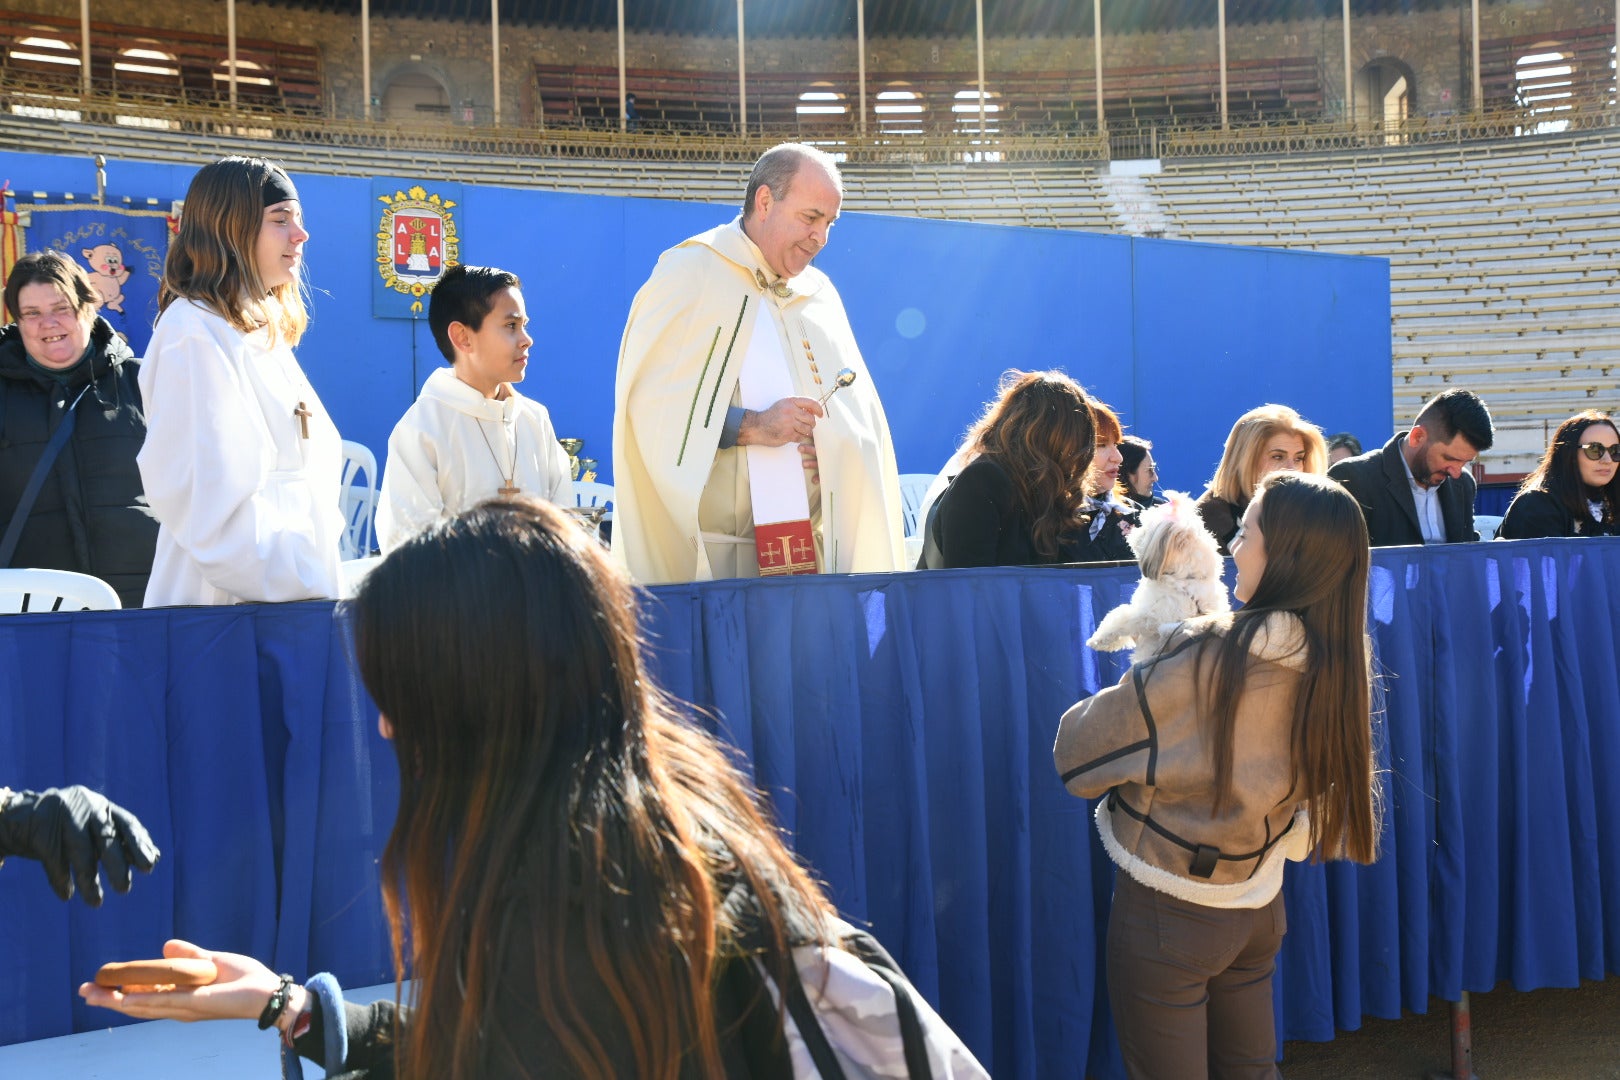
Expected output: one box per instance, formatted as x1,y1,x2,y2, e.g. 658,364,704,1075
261,0,1468,37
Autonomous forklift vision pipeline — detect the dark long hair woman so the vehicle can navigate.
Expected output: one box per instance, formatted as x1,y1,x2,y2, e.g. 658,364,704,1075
1497,411,1620,540
1056,471,1380,1077
84,499,988,1078
918,369,1096,568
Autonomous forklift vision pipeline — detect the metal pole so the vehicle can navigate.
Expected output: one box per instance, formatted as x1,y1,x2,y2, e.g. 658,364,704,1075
975,0,987,148
1472,0,1484,113
1093,0,1105,130
617,0,627,132
1218,0,1229,128
491,0,501,126
857,0,867,136
227,0,238,113
1342,0,1353,123
361,0,371,121
736,0,747,137
79,0,89,99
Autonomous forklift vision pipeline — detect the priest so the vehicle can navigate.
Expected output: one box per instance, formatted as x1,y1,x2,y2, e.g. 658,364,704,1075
612,143,906,584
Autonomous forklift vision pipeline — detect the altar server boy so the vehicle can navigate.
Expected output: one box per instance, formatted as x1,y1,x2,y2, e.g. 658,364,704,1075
375,265,574,552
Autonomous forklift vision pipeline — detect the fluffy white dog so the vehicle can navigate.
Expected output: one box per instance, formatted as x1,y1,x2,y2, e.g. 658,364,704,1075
1086,491,1230,665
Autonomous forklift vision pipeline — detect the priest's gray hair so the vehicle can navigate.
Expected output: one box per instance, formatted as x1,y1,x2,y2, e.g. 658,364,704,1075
742,143,844,221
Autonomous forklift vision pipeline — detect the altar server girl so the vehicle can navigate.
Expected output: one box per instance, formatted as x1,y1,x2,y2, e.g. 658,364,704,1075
138,156,344,606
1056,470,1380,1079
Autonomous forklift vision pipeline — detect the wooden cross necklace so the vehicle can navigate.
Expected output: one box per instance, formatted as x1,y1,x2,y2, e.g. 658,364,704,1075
476,416,521,496
294,401,312,439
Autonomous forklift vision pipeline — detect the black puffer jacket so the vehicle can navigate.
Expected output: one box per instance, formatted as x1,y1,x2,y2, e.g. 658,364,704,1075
0,317,158,607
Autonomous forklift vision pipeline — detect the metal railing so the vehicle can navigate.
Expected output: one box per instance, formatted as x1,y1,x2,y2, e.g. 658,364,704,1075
1152,102,1620,159
0,72,1109,165
3,70,1616,166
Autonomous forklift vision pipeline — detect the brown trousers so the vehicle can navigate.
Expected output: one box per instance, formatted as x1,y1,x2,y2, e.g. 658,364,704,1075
1106,871,1287,1080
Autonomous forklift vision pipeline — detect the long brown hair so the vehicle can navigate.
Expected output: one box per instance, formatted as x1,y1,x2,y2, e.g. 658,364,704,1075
1200,471,1379,864
162,156,308,345
1204,404,1327,506
350,498,835,1079
962,369,1096,558
1519,410,1620,528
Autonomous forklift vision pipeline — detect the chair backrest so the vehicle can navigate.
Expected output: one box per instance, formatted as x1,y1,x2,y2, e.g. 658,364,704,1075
0,568,121,614
339,554,383,598
897,473,935,538
573,480,615,509
340,440,379,560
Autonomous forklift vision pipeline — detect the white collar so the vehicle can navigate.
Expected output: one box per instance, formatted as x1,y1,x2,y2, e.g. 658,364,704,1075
421,366,523,422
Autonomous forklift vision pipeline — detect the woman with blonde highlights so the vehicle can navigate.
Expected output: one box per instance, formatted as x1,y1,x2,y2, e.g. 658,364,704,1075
137,156,344,606
1196,404,1327,555
1057,471,1380,1078
919,369,1096,567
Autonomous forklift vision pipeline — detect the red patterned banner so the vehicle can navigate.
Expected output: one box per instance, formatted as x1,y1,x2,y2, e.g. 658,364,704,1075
754,519,819,577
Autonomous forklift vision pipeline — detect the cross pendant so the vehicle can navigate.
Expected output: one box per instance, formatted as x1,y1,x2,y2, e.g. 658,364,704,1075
499,483,521,496
293,401,312,439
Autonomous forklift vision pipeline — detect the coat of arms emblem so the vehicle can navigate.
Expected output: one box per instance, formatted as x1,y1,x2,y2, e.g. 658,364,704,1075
375,185,460,303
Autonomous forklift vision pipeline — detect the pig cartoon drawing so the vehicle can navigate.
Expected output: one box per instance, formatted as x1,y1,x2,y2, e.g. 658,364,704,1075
81,243,131,314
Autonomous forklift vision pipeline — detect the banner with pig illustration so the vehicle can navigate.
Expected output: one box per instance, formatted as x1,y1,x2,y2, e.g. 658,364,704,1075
16,199,172,355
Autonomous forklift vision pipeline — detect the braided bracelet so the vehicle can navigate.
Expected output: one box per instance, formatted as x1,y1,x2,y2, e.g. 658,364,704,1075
257,973,296,1031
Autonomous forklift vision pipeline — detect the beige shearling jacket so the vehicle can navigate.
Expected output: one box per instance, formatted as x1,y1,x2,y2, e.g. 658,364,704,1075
1055,612,1312,898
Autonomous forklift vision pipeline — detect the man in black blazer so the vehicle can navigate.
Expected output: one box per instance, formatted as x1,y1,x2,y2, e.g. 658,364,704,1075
1328,389,1495,547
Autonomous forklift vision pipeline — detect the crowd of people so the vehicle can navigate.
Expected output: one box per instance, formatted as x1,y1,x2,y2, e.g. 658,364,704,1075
0,146,1611,609
3,141,1617,1079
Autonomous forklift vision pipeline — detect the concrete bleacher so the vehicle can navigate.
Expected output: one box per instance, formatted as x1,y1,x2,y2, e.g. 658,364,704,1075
0,108,1117,228
1146,129,1620,471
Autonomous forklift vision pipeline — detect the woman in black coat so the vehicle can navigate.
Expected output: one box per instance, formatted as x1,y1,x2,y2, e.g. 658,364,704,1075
0,250,157,607
1498,411,1620,540
919,370,1097,568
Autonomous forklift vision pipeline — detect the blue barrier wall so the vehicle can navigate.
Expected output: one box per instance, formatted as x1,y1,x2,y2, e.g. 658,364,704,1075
0,151,1391,492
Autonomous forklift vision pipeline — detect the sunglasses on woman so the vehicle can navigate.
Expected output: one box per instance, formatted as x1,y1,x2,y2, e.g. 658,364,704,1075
1578,442,1620,462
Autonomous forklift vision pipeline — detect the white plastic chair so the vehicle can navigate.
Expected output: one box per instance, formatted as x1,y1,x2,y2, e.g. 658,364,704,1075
339,555,383,598
897,473,935,539
1476,514,1504,541
0,568,122,614
571,481,615,542
339,440,379,560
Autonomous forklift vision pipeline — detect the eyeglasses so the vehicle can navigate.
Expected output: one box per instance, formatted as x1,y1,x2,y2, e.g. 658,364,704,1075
1579,442,1620,462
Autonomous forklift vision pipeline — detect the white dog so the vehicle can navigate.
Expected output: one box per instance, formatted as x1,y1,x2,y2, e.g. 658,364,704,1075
1087,491,1230,665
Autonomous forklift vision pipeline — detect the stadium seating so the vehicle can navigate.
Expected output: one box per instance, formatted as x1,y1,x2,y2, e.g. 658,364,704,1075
1146,128,1620,467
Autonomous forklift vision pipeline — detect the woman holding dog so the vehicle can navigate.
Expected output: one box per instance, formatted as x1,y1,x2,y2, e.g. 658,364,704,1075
918,369,1097,568
1056,470,1380,1079
1195,405,1327,555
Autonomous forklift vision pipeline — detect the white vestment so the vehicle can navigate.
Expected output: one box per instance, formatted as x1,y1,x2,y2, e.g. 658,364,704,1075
138,298,344,606
612,218,906,585
375,366,573,553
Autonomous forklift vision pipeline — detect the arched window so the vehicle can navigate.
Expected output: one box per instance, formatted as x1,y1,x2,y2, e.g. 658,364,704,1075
875,82,924,136
214,58,274,89
952,88,1001,134
9,33,79,69
382,71,451,122
797,83,847,118
116,46,179,79
1514,46,1574,133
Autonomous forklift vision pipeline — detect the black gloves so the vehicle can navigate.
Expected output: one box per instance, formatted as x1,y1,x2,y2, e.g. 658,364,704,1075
0,786,160,906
